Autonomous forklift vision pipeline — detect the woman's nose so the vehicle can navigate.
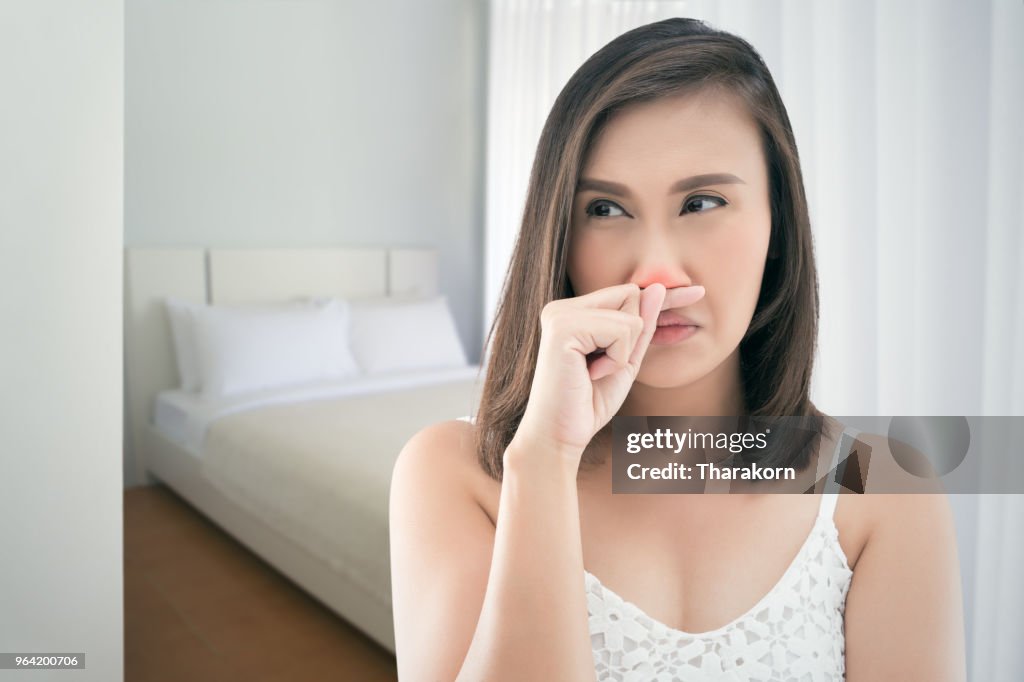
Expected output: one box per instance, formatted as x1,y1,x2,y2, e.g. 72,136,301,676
633,266,692,290
630,237,693,290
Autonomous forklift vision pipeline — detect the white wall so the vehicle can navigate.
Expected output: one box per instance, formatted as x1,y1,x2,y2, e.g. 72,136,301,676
125,0,488,363
0,2,124,681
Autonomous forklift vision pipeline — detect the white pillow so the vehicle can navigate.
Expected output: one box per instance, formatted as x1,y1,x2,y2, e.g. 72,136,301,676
164,298,203,391
189,299,361,397
347,295,468,374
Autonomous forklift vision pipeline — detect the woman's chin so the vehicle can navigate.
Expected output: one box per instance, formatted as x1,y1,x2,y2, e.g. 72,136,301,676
634,359,709,391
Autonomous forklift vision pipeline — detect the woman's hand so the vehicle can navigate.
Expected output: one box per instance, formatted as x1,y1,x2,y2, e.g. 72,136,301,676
512,282,706,467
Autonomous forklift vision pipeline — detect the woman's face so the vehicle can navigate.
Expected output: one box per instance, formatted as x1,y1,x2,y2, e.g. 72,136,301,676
568,88,772,389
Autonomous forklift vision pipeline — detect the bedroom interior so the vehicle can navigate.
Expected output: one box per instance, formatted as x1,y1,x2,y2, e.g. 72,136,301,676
114,0,1021,679
121,2,488,678
123,247,483,678
5,0,1018,680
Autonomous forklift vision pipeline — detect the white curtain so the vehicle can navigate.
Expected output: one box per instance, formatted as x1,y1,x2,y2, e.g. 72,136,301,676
484,0,1024,677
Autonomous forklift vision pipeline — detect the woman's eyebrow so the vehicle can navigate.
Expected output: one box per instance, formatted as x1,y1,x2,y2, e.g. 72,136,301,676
576,173,746,197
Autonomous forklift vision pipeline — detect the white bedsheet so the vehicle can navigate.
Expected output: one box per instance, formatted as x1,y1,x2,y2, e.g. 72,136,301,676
153,365,482,456
196,376,482,611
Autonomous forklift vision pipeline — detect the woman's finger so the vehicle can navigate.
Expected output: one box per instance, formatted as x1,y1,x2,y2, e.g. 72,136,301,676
576,314,642,362
660,284,705,310
565,282,643,314
627,284,668,368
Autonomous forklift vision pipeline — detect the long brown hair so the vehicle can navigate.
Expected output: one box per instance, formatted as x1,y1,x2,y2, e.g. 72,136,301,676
474,17,822,480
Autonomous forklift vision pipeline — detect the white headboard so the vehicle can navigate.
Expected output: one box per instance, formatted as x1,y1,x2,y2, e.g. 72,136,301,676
123,247,440,487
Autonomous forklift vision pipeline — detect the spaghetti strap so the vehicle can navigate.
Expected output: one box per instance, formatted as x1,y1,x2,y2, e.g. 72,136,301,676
818,424,862,519
818,491,840,520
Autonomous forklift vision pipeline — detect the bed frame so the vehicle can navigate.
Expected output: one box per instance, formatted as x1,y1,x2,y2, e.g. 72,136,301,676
123,246,441,654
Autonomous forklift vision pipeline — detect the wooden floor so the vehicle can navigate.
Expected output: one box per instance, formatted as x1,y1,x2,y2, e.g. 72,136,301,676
124,484,398,682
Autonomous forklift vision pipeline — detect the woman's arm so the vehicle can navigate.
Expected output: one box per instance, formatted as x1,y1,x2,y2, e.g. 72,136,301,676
391,283,680,680
389,422,596,682
843,492,967,680
458,434,595,680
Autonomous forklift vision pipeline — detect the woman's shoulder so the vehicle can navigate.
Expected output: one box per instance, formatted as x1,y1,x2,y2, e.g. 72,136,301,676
392,418,501,526
833,428,954,570
397,418,477,465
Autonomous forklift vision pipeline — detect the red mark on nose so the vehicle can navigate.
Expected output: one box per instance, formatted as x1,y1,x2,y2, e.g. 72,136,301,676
633,269,689,290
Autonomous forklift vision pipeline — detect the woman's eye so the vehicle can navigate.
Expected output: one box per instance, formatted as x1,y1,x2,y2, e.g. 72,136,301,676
586,199,626,218
682,195,727,214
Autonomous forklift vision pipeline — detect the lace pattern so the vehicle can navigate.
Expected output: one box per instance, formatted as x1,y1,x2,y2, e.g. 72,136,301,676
586,514,853,681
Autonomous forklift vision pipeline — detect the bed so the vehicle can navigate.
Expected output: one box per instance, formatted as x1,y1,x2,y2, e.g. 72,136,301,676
124,247,483,654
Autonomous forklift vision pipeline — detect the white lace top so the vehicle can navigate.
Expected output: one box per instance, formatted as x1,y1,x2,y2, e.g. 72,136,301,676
585,431,857,682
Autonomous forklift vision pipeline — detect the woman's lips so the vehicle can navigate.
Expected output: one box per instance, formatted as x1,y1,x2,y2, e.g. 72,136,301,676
656,309,699,327
653,309,700,345
651,323,699,345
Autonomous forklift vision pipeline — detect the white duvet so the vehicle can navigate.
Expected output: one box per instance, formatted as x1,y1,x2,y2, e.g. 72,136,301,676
195,374,482,609
154,365,482,456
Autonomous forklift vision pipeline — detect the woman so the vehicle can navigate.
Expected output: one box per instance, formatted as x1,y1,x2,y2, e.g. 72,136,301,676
390,18,965,681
